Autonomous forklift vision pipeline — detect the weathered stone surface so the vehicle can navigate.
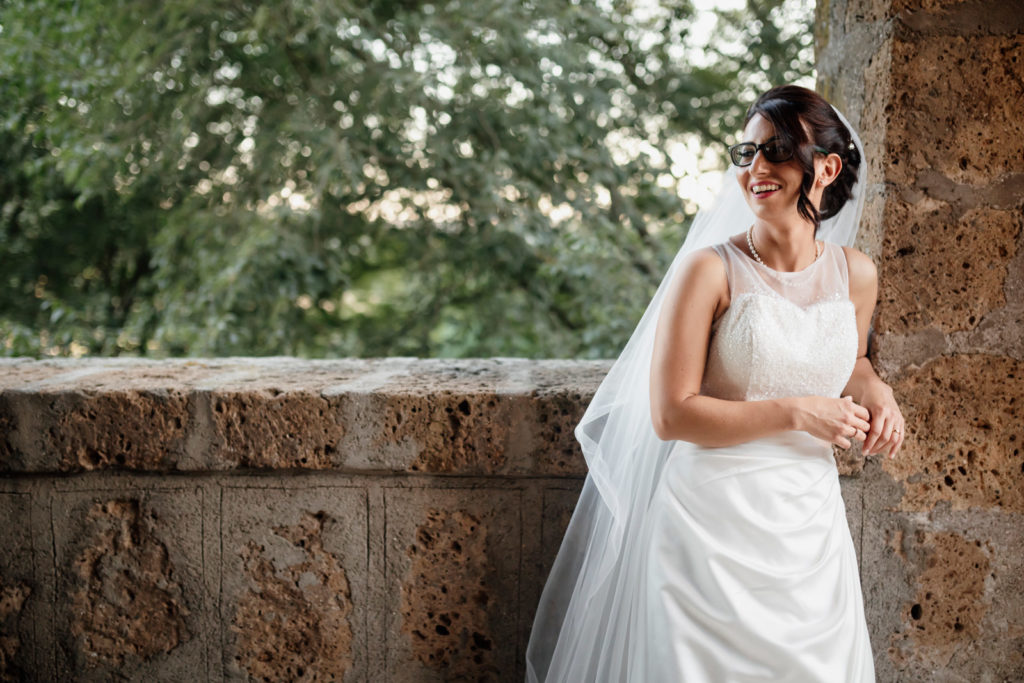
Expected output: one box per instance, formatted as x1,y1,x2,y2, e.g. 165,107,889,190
359,391,520,475
885,35,1024,187
0,389,189,472
820,0,1024,680
896,0,1024,35
0,493,33,681
861,479,1024,682
877,202,1021,336
540,487,583,583
402,508,494,675
221,486,367,682
892,531,990,662
515,485,583,660
53,489,204,680
386,487,521,682
0,400,17,471
69,500,191,665
530,379,597,477
0,358,608,474
335,360,604,476
209,391,345,469
0,574,31,682
886,355,1024,511
834,444,867,476
56,392,190,471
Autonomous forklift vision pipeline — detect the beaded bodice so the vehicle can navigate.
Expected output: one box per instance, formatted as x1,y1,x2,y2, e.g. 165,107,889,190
701,240,858,402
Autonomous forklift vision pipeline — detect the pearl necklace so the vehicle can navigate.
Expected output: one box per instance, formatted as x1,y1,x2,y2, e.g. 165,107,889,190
746,226,822,279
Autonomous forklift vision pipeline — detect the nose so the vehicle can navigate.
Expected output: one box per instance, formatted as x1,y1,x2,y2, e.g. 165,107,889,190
749,148,771,174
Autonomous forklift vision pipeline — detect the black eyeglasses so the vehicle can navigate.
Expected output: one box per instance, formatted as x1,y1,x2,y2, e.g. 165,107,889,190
728,138,828,167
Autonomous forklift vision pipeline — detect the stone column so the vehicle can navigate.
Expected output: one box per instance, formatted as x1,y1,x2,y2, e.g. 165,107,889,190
817,0,1024,679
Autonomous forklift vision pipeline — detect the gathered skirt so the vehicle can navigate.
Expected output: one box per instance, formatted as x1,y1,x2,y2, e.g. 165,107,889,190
630,431,874,682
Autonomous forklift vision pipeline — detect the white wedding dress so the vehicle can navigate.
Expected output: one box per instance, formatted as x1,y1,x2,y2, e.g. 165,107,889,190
627,239,874,681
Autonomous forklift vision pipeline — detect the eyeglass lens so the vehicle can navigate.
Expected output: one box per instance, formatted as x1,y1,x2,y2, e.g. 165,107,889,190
729,140,793,167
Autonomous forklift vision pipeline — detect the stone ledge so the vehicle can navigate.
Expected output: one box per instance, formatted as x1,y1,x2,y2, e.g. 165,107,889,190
0,358,610,476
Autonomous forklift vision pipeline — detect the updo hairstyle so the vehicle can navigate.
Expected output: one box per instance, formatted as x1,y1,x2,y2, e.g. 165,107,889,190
744,85,862,231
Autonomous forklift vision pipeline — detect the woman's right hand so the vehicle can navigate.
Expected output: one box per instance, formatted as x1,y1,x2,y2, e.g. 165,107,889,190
792,395,871,449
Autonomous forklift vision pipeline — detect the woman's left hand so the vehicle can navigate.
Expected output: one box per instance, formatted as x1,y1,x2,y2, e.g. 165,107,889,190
859,380,904,459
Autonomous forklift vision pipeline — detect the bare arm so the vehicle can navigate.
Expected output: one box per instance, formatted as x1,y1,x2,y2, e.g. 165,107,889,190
841,247,905,458
649,248,871,448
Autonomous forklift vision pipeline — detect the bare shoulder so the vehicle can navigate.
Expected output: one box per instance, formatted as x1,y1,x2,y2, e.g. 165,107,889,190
672,246,728,294
681,245,727,274
661,246,730,319
841,246,878,294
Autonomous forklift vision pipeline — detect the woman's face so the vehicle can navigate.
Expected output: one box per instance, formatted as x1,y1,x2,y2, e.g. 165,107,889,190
736,113,808,223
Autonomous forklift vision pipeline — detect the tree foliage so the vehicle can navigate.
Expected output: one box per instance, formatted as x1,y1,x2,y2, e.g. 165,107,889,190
0,0,813,358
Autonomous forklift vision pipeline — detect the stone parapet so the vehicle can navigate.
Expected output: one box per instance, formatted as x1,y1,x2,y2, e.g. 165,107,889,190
0,358,606,476
1,358,611,681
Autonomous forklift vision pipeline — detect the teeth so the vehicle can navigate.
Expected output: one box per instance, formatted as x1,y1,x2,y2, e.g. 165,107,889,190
752,184,781,193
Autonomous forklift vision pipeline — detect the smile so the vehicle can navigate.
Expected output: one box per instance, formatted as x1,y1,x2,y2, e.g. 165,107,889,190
750,183,781,196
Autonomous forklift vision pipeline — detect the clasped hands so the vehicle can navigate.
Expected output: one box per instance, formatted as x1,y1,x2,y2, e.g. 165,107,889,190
799,387,904,459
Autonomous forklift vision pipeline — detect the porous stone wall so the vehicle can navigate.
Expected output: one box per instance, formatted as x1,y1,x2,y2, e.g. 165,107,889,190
0,358,603,681
817,0,1024,679
3,352,1020,682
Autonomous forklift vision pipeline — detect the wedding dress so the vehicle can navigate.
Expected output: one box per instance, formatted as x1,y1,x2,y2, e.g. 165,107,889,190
629,239,874,681
525,107,872,683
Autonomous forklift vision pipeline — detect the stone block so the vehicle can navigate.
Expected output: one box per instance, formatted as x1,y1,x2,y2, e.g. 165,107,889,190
886,35,1024,187
896,0,1024,36
885,354,1024,511
207,390,346,469
529,388,592,477
340,389,526,475
335,359,604,476
515,484,583,657
0,398,17,470
0,493,35,681
878,201,1020,335
220,485,368,682
51,488,206,681
385,487,522,682
0,389,189,472
890,0,971,14
861,476,1024,681
539,487,584,584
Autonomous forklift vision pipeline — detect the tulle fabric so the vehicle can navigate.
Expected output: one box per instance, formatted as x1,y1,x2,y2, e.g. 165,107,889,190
525,109,867,683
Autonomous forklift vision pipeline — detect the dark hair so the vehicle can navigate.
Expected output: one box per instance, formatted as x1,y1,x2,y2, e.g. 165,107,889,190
744,85,861,230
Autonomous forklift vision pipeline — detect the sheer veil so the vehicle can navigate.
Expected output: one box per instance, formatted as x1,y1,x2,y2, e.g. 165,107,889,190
525,107,866,682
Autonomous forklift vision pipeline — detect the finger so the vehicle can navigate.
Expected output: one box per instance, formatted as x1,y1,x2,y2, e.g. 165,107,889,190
864,417,888,455
888,427,906,459
853,417,871,434
870,433,894,458
882,427,902,459
836,436,852,449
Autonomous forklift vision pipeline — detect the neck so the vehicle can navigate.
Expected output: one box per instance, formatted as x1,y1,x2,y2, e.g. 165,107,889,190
749,218,819,272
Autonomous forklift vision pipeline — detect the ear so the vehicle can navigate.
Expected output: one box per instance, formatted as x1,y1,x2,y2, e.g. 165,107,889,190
817,153,843,187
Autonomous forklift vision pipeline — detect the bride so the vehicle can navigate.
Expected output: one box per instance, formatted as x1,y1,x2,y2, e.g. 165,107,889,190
526,85,905,682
